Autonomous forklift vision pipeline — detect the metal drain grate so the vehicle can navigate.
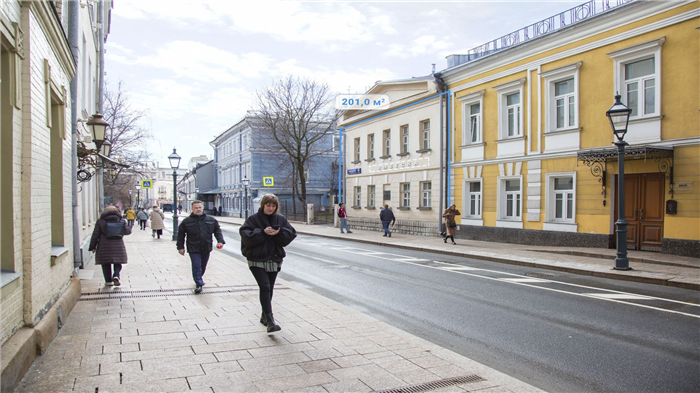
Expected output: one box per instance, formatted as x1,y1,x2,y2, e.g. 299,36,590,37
81,284,257,296
525,272,555,278
79,286,288,301
376,374,486,393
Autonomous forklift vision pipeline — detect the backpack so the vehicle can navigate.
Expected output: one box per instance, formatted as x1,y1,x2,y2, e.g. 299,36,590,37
105,221,125,240
338,209,343,218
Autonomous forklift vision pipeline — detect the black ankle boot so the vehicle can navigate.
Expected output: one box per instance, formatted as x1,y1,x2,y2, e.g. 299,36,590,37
444,237,447,243
266,313,281,333
260,312,268,326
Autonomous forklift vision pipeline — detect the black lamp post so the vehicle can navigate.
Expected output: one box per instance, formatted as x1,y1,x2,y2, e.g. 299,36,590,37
242,177,250,220
606,94,633,270
168,148,182,241
129,189,132,207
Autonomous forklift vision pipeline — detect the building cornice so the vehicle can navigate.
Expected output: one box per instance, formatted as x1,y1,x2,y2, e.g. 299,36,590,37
25,0,75,78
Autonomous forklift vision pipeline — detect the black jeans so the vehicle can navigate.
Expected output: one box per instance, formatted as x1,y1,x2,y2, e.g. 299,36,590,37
139,219,147,230
189,252,210,286
249,267,278,314
101,264,122,282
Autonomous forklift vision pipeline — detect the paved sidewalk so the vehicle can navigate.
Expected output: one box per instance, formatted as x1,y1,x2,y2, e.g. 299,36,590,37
211,214,700,291
15,223,544,393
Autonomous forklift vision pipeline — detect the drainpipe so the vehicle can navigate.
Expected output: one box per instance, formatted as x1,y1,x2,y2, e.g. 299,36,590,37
97,0,105,210
69,0,81,268
433,71,448,234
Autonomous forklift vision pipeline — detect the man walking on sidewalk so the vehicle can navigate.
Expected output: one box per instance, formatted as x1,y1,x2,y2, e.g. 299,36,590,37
177,200,225,294
380,204,395,237
338,203,352,233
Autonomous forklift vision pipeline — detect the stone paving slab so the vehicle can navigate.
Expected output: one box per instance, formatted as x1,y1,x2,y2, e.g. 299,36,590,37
14,222,546,393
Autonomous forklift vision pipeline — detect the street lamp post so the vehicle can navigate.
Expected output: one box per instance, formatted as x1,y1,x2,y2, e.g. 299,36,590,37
242,177,250,220
606,94,633,271
129,189,132,207
168,148,182,241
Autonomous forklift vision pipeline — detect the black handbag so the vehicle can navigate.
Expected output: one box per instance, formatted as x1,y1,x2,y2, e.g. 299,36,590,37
448,222,457,228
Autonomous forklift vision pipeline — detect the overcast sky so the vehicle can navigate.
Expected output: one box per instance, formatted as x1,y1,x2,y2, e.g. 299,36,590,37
105,0,581,167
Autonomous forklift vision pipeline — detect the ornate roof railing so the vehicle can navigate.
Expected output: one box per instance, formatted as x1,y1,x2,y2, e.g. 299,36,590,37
455,0,635,66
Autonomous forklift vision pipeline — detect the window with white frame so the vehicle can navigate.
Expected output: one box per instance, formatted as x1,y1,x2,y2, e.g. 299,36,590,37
420,120,430,150
506,93,520,137
541,62,581,134
400,183,410,207
368,133,374,159
420,182,431,208
459,90,485,145
368,185,375,208
465,180,482,217
469,103,481,143
354,186,361,207
499,178,521,219
401,125,409,154
354,137,360,162
546,175,575,223
608,37,664,120
383,129,391,157
494,79,525,140
333,135,340,151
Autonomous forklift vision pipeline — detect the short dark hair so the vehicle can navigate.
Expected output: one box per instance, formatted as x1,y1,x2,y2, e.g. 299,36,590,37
191,200,203,206
338,203,344,207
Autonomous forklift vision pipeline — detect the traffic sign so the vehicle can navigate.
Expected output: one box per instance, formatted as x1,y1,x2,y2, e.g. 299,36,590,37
141,180,153,189
263,177,274,186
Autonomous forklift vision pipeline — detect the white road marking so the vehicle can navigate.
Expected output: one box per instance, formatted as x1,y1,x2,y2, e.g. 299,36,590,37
584,293,654,300
500,278,551,283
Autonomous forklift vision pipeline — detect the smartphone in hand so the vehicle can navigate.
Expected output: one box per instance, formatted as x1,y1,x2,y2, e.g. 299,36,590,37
271,225,280,230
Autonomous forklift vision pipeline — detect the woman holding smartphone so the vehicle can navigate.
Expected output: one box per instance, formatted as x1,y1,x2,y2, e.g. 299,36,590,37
239,193,297,332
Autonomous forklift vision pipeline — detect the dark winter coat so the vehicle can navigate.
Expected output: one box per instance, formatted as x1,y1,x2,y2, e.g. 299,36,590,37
239,208,296,263
176,213,225,253
89,209,132,265
380,208,395,224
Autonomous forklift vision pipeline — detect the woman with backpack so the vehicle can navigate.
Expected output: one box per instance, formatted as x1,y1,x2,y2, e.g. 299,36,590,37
89,206,132,286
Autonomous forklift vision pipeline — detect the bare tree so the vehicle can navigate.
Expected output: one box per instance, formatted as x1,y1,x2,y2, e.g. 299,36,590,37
251,76,338,215
102,81,152,203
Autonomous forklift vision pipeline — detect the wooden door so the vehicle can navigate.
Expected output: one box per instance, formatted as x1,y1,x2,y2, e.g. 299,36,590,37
615,173,665,251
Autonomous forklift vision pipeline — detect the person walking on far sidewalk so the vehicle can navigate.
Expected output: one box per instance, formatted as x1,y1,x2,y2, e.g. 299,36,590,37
177,200,225,294
136,207,148,230
338,203,352,233
380,204,395,237
89,206,132,286
240,193,297,333
442,204,461,245
125,207,136,229
149,205,165,239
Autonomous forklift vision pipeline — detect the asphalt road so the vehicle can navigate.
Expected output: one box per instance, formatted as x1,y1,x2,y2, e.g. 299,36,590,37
218,223,700,393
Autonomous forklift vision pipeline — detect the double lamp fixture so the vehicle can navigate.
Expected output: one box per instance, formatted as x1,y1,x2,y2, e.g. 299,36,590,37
76,113,115,183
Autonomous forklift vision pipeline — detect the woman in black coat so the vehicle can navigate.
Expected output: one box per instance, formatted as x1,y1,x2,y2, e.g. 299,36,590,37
89,206,132,286
239,194,296,332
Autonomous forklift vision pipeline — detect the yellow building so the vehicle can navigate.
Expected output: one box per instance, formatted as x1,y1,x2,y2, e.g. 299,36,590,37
440,0,699,257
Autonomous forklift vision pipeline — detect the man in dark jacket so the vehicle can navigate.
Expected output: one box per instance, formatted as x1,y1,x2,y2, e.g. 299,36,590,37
177,200,225,293
379,204,395,237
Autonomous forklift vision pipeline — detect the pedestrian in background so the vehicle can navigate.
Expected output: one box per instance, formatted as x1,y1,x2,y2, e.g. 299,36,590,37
149,205,165,239
338,203,352,234
240,193,297,333
442,204,461,245
125,207,136,229
177,200,225,294
136,207,148,230
89,206,132,286
380,204,395,237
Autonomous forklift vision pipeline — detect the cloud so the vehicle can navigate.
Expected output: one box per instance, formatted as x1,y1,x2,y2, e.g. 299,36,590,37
384,35,452,59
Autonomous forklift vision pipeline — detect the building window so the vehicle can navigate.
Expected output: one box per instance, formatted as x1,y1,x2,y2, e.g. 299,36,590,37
420,182,431,208
608,37,664,121
354,186,361,208
506,93,520,137
494,79,525,140
546,174,575,223
469,103,481,143
421,120,430,150
400,183,410,207
625,58,655,117
368,133,374,159
541,62,581,133
333,135,340,152
383,129,391,157
499,178,521,219
401,125,409,154
368,185,375,208
354,137,360,162
465,180,482,218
